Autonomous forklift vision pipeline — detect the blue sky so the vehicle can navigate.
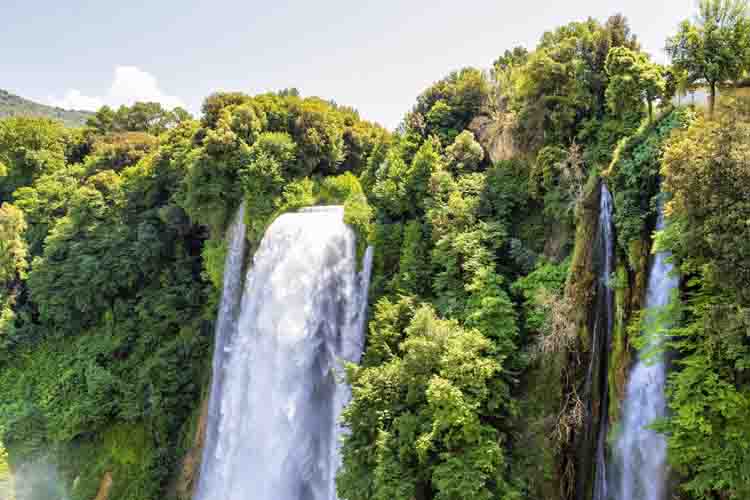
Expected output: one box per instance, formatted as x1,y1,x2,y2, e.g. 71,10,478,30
1,0,693,129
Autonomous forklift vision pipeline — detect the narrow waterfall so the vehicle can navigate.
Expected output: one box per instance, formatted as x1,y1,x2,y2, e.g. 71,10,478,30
196,203,247,493
195,205,372,500
614,205,677,500
577,182,615,500
590,183,615,500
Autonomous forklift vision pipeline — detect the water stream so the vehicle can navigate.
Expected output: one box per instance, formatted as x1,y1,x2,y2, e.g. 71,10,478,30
195,205,372,500
591,183,615,500
613,206,677,500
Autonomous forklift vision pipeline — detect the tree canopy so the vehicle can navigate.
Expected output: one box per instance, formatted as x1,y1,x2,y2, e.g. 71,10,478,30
667,0,750,115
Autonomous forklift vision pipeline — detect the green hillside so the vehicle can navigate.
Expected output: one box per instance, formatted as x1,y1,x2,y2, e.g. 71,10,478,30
0,89,91,127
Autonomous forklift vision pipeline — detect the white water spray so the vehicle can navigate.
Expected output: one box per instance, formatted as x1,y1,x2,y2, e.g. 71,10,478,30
195,205,372,500
614,206,678,500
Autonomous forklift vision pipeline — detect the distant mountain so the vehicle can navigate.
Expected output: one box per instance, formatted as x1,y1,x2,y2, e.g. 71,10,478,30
0,89,92,127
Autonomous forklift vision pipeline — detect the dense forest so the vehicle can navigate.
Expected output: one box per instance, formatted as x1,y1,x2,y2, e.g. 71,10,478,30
1,1,749,499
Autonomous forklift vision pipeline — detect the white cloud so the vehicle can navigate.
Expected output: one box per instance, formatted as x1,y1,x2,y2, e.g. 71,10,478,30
49,89,104,111
107,66,184,109
48,66,184,111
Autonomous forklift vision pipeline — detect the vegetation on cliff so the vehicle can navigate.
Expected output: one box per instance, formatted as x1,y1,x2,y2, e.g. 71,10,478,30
1,2,750,499
0,96,384,500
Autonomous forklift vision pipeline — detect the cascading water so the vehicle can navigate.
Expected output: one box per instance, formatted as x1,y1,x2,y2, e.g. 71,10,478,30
587,182,615,500
589,183,615,500
614,205,678,500
195,205,372,500
196,203,247,493
576,182,615,500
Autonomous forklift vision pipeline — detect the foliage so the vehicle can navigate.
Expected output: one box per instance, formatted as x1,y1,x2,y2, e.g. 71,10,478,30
445,130,484,174
86,102,191,135
339,302,516,500
180,92,384,238
512,259,570,338
657,98,750,498
4,9,750,500
606,107,694,258
661,98,750,303
344,191,374,262
529,143,588,223
0,444,12,500
655,283,750,499
512,15,639,150
0,116,69,201
403,68,490,146
0,88,384,500
239,131,297,242
666,0,750,115
84,132,159,174
605,46,665,120
0,204,28,284
346,47,560,498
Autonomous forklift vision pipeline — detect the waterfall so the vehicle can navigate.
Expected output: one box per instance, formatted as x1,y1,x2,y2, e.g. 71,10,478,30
195,205,372,500
591,183,615,500
614,205,677,500
578,182,615,500
196,203,247,494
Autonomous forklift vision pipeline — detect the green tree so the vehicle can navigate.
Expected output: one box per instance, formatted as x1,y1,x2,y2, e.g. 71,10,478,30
87,102,187,135
445,131,484,174
85,105,116,134
404,68,490,145
661,98,750,303
666,0,750,116
656,98,750,498
392,220,431,296
0,117,68,201
339,302,518,500
239,131,297,242
0,203,28,283
514,16,640,149
605,46,665,121
491,47,529,110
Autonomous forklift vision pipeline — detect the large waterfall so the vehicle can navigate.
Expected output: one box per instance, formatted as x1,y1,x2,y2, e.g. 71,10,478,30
614,205,678,500
195,205,373,500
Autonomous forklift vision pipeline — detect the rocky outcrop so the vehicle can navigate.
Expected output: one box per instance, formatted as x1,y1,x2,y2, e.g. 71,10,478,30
468,112,519,163
169,396,209,500
93,472,112,500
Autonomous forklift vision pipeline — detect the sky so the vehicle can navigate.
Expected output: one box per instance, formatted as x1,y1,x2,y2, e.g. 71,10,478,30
1,0,694,129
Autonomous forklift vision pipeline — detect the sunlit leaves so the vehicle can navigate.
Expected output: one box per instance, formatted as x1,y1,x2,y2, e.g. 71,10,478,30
340,303,507,500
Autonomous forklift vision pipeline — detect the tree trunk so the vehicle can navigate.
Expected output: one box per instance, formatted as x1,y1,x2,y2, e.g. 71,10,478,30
709,82,716,119
648,99,654,122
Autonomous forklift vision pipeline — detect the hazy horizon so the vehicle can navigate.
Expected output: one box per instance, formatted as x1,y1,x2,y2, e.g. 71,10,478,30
2,1,694,129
